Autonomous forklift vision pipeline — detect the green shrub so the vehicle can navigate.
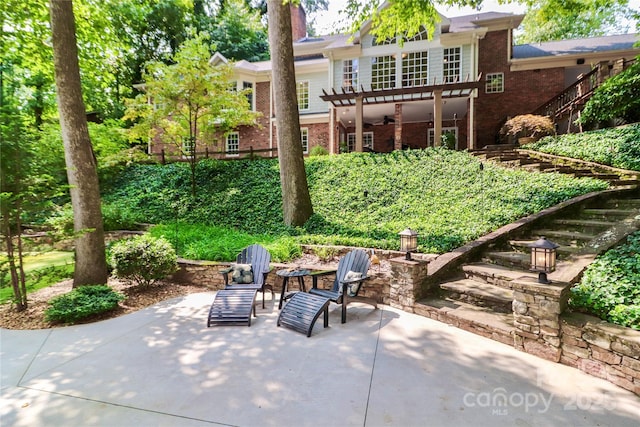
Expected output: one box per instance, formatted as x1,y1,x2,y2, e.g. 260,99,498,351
309,145,329,156
580,58,640,126
45,285,125,324
570,232,640,330
109,235,178,286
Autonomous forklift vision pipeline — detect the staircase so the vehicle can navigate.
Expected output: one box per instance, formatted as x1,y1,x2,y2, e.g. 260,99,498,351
473,145,640,188
415,190,640,345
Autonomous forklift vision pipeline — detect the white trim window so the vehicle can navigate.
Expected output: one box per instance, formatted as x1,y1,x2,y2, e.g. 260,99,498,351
343,59,359,89
485,72,504,93
402,51,429,87
347,132,374,151
443,47,461,83
182,137,195,156
242,81,254,110
225,132,240,157
301,127,309,153
372,55,396,90
428,127,458,149
297,80,310,110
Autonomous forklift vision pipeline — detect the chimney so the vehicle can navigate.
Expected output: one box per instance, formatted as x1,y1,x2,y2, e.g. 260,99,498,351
290,4,307,41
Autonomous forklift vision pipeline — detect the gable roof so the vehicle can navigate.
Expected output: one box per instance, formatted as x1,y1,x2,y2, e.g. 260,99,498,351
514,33,639,59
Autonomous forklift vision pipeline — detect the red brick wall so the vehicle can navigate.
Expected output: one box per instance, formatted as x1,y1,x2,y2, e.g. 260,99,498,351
290,5,307,41
475,30,565,148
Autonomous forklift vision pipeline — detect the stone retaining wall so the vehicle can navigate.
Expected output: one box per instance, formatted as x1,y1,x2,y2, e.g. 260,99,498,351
561,312,640,395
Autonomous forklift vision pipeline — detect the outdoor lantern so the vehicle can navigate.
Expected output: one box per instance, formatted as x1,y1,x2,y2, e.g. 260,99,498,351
399,228,418,260
528,237,559,284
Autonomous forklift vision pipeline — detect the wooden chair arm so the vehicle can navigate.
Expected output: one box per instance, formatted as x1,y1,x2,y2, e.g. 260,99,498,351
219,266,233,286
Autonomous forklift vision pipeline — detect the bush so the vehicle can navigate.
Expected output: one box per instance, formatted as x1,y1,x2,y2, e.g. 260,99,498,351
570,232,640,330
45,285,125,324
109,235,178,286
309,145,329,156
500,114,555,140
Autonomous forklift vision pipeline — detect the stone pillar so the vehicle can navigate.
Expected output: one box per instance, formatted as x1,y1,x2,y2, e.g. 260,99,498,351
511,278,571,362
389,257,429,312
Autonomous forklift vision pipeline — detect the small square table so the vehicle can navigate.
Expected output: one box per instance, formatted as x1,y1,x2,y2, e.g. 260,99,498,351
277,269,310,309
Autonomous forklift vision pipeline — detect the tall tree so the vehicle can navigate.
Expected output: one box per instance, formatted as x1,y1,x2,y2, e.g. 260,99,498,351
210,0,270,62
125,34,260,195
518,0,636,43
267,0,313,227
49,0,108,287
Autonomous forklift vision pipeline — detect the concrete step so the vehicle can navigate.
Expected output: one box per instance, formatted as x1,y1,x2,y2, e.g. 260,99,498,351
507,239,581,256
605,198,640,209
609,179,639,187
581,208,638,219
439,279,513,313
550,218,613,234
483,251,529,269
462,262,538,289
414,298,514,346
531,229,597,242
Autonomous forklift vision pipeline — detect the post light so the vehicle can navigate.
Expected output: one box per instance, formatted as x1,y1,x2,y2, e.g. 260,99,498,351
528,237,559,284
399,228,418,260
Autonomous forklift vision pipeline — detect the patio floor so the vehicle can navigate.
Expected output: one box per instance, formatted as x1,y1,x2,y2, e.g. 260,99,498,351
2,292,639,426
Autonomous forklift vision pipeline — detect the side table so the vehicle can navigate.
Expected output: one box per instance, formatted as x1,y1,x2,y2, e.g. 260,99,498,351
277,269,310,309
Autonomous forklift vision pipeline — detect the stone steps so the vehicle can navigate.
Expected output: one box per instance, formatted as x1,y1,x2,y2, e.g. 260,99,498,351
414,298,514,346
531,229,597,243
439,279,513,313
581,208,638,219
483,251,529,269
462,262,538,289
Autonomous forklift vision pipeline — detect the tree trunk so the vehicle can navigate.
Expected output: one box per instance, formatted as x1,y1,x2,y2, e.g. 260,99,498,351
267,0,313,226
50,0,108,286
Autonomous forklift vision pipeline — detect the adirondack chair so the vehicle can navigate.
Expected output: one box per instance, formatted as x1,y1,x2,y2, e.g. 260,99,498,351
308,249,377,323
219,244,273,308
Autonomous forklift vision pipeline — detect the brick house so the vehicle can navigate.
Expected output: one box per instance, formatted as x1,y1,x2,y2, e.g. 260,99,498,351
151,5,639,159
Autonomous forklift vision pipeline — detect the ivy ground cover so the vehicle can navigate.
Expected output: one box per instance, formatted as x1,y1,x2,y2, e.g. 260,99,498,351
102,148,607,258
528,123,640,172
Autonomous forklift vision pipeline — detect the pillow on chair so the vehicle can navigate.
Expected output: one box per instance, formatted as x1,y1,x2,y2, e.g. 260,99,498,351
342,270,363,296
231,263,254,284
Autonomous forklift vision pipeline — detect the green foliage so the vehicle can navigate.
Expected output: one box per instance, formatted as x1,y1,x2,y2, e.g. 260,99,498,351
570,232,640,330
208,0,270,62
0,264,75,304
517,0,635,43
528,124,640,171
309,145,330,156
109,235,178,286
149,223,301,262
45,285,125,324
580,58,640,126
104,148,607,254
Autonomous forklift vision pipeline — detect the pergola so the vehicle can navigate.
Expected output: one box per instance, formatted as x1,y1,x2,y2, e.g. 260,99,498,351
321,75,483,151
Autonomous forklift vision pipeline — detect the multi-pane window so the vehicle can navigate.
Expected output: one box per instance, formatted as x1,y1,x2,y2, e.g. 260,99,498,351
182,137,195,156
347,132,373,152
372,55,396,90
485,73,504,93
297,80,309,110
225,132,239,156
405,26,430,42
428,127,458,148
343,59,359,89
443,47,461,83
243,81,254,109
402,51,429,87
301,127,309,153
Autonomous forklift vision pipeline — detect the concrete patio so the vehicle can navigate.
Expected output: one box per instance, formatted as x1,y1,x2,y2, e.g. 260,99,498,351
2,292,639,426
